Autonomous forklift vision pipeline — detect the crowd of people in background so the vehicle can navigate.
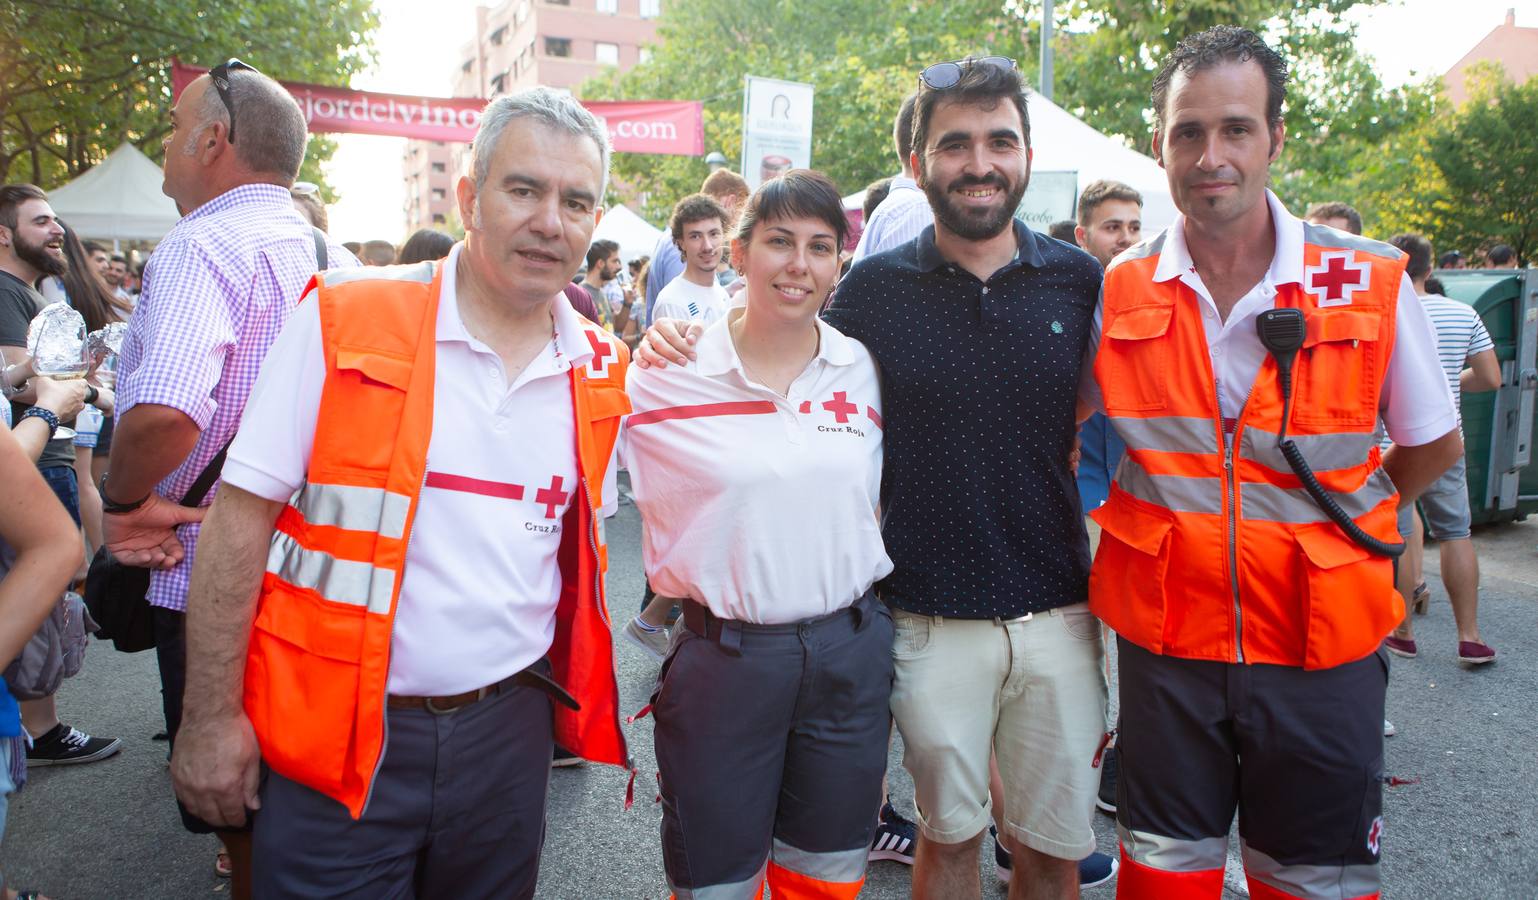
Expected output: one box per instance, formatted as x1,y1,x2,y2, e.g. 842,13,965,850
0,22,1527,900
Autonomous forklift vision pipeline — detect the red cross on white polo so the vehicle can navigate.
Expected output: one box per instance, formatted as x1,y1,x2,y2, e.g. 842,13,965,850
534,475,569,519
822,391,858,423
585,330,614,376
1304,250,1371,308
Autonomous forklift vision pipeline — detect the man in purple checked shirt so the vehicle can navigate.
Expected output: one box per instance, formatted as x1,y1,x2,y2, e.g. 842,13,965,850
100,59,355,892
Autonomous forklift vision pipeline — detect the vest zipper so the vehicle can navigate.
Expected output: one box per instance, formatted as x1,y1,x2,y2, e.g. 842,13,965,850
361,468,428,817
1224,377,1261,665
1222,433,1243,664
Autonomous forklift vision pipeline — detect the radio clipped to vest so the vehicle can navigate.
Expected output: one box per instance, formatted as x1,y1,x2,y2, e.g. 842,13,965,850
1256,308,1404,558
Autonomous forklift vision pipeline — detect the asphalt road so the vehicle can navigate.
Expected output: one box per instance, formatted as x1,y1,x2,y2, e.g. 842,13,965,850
3,498,1534,899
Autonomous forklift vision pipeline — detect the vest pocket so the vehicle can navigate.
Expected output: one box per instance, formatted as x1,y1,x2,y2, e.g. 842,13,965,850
326,348,413,474
1100,303,1173,412
1293,311,1381,428
1088,487,1174,652
245,586,367,795
1294,523,1398,670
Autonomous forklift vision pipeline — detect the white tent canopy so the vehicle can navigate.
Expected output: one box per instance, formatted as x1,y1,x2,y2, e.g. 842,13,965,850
47,143,181,243
593,203,664,263
1024,93,1176,232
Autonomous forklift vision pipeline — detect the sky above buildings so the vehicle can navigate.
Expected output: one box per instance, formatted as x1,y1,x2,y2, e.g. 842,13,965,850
324,0,1530,243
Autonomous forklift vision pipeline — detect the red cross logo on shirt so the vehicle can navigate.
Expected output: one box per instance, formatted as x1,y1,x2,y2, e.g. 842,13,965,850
585,330,615,376
1304,251,1371,308
534,475,569,519
822,391,858,423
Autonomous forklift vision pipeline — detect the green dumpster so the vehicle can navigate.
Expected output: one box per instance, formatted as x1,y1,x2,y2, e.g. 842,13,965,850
1432,269,1538,524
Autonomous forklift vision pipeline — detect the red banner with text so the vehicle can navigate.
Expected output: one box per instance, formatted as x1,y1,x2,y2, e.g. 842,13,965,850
172,63,703,156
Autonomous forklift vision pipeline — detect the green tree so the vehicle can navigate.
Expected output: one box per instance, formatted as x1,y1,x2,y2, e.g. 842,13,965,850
580,0,1013,225
0,0,378,192
586,0,1424,227
1035,0,1430,212
1421,65,1538,264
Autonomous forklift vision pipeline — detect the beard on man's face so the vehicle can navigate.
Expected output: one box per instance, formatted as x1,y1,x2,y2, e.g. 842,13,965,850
923,170,1028,242
15,233,66,277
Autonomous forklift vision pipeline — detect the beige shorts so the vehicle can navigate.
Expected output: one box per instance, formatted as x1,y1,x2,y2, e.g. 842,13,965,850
889,603,1108,859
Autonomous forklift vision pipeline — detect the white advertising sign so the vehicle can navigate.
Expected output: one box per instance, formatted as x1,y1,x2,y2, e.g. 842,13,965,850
1015,171,1079,232
741,76,815,190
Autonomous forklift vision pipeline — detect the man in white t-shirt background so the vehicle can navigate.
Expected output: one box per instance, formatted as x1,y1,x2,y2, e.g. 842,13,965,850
652,194,732,328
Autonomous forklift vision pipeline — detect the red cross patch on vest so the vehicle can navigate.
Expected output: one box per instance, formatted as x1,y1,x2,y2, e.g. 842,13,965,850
1305,250,1372,308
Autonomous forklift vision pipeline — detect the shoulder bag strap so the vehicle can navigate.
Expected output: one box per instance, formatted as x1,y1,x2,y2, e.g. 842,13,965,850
311,226,328,270
179,437,235,508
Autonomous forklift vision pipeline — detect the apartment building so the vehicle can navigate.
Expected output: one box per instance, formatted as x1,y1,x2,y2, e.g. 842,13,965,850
402,0,662,233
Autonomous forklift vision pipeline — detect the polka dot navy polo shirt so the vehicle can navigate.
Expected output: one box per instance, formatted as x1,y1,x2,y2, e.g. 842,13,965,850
824,219,1101,618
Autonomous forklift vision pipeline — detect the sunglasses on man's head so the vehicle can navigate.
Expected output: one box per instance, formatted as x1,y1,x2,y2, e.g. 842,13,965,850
919,56,1017,90
208,58,259,144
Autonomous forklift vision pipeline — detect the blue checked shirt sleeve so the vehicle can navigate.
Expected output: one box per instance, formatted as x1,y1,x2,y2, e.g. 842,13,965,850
117,237,236,430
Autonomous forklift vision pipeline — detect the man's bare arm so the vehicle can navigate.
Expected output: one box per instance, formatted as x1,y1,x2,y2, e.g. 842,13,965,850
1460,348,1500,394
170,484,283,827
101,403,209,568
105,403,202,503
182,485,284,720
1382,429,1464,506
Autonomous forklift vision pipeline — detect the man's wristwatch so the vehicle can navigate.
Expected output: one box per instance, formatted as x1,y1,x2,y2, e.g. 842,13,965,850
18,406,59,438
99,471,151,514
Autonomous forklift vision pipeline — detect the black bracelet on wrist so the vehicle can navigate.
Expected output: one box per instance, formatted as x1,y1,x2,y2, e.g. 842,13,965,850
18,406,59,439
84,385,99,406
99,470,152,514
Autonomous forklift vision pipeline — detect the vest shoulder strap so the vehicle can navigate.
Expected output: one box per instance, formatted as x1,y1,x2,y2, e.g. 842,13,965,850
315,263,439,360
1300,222,1404,263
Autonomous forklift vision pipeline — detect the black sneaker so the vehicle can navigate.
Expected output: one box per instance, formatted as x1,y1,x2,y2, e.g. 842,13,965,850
1096,744,1118,814
868,802,917,864
26,723,123,767
551,743,585,768
992,826,1120,889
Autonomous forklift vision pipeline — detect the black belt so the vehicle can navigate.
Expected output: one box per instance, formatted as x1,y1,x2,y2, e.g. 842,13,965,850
387,663,579,715
680,593,874,654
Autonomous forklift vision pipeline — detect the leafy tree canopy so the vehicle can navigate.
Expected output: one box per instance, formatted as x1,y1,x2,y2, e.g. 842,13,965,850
585,0,1416,227
0,0,379,196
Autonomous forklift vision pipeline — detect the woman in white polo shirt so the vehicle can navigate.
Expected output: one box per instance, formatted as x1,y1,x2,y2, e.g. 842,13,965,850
623,170,893,900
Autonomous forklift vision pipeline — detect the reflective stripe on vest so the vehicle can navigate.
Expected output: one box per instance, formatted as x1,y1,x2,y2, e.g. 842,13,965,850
266,532,396,615
290,482,412,540
1114,415,1375,475
1117,456,1396,523
1240,467,1397,524
1112,415,1219,455
1238,427,1380,475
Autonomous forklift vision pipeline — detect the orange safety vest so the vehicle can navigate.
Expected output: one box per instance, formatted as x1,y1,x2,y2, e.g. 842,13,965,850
243,261,632,819
1090,226,1407,670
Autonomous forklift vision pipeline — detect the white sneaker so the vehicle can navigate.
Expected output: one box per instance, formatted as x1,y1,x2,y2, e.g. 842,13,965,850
1383,719,1397,737
623,617,670,661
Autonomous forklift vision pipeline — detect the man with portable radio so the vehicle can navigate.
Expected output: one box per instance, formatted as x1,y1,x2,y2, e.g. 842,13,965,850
1085,26,1463,900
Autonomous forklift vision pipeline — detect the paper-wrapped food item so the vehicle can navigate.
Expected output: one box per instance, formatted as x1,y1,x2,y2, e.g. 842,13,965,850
27,302,88,377
87,320,128,361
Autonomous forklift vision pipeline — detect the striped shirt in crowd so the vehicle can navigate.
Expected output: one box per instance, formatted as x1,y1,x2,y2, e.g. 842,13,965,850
1421,293,1494,422
851,176,933,262
116,184,357,612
